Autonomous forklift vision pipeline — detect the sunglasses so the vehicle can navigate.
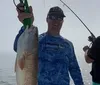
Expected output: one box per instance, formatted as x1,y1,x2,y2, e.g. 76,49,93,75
47,15,63,20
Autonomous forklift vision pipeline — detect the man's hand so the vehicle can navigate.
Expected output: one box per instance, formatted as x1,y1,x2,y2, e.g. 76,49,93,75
83,46,94,63
16,3,34,25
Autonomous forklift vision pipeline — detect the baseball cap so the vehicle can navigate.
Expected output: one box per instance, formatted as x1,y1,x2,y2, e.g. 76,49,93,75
47,6,66,20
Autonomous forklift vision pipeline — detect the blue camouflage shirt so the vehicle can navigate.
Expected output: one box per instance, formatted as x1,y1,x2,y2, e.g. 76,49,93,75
13,27,84,85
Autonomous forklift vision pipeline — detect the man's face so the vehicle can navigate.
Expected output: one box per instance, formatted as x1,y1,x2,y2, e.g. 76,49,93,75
47,16,64,30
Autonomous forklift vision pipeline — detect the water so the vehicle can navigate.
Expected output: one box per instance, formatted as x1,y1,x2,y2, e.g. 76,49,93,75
0,68,16,85
0,52,16,85
0,52,92,85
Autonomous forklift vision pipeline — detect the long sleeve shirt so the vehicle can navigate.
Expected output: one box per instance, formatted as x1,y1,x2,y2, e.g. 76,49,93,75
13,27,84,85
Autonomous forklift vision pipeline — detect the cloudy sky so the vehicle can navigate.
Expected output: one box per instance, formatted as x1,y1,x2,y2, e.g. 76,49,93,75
0,0,100,54
0,0,99,59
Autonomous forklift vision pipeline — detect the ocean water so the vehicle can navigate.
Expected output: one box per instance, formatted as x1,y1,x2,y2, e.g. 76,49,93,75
0,52,16,85
0,52,92,85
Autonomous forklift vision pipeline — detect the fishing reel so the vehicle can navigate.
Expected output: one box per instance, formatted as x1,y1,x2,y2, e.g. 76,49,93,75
87,34,96,49
13,0,32,28
88,35,96,43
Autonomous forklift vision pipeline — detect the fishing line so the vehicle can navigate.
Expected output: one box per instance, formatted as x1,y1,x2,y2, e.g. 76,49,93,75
13,0,24,12
60,0,96,43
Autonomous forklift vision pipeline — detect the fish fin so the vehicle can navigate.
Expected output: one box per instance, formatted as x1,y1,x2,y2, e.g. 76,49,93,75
18,55,25,70
14,57,17,72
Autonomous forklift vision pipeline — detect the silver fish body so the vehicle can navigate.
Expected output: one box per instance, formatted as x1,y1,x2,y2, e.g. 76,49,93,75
15,25,38,85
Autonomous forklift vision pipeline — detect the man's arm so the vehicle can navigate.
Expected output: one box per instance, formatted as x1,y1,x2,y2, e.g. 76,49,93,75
13,27,25,52
83,36,100,63
13,3,34,52
68,43,84,85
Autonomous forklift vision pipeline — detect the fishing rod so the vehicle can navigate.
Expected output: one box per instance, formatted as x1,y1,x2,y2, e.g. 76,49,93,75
60,0,96,43
13,0,32,28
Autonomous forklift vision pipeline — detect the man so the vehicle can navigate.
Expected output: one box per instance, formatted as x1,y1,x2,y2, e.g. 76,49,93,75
83,36,100,85
14,4,84,85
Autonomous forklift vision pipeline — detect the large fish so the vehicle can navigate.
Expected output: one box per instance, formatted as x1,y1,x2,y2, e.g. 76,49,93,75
15,25,38,85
